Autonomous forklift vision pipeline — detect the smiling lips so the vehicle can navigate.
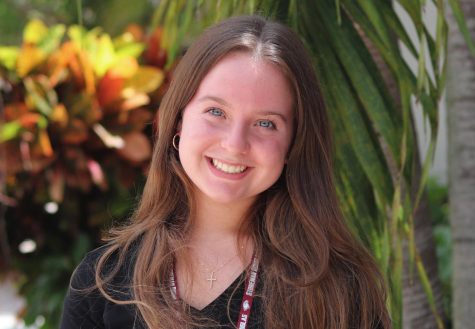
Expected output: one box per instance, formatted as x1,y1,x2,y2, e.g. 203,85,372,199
211,158,248,174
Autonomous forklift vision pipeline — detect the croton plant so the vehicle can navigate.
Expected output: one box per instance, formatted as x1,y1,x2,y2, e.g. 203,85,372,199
0,19,169,202
0,20,171,327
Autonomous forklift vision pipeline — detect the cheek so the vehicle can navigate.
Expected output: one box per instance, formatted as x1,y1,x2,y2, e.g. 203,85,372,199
178,120,219,165
180,119,209,143
257,138,290,164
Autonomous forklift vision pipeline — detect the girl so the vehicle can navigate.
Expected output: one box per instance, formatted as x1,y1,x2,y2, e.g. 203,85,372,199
61,15,391,329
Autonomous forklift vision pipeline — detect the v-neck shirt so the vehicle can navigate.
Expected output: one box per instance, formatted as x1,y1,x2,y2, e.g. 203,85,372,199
188,271,262,327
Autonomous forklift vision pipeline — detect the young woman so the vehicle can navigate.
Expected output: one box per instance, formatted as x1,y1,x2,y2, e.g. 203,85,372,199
61,15,391,329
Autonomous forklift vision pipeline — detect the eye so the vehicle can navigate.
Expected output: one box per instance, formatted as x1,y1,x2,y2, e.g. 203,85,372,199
256,120,276,129
207,107,224,117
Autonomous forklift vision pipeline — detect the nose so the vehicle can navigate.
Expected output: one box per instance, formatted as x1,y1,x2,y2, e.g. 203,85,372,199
221,122,250,154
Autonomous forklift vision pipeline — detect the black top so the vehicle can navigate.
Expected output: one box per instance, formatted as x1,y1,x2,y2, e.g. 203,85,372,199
60,246,263,329
61,246,386,329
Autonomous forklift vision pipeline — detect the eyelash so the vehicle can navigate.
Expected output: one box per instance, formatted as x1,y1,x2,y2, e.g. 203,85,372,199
207,107,224,117
256,120,276,129
206,108,277,130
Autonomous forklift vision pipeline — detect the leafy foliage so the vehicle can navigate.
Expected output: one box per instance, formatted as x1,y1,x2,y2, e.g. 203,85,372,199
0,19,169,328
0,0,155,46
427,178,451,322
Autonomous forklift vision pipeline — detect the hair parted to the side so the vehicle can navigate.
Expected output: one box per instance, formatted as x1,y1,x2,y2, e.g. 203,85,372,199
94,15,391,329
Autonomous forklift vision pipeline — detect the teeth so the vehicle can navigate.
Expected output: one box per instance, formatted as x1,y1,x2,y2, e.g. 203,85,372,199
212,158,246,174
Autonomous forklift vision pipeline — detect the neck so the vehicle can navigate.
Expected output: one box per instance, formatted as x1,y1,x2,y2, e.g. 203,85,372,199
186,192,255,256
191,195,254,237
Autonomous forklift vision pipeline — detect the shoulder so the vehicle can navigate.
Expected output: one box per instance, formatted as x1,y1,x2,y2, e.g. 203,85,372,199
70,243,138,294
60,244,140,329
69,245,108,289
60,246,109,328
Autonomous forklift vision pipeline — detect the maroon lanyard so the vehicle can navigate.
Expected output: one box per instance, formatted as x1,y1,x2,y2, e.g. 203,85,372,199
170,254,259,329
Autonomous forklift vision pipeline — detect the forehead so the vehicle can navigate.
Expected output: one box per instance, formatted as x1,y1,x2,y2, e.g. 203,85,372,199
190,51,294,115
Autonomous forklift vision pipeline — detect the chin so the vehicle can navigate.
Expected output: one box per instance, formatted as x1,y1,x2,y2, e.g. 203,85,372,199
207,194,246,205
201,190,256,206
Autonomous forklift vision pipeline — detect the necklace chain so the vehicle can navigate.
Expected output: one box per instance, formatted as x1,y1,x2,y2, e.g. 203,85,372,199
196,252,239,289
170,253,259,329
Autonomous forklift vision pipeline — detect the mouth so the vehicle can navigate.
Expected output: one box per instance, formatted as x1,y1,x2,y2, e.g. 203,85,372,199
208,157,248,174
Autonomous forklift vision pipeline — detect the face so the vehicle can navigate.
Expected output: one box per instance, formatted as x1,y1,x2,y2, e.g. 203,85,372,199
178,51,294,206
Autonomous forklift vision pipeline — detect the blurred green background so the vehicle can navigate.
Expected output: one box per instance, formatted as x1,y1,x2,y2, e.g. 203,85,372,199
0,0,154,45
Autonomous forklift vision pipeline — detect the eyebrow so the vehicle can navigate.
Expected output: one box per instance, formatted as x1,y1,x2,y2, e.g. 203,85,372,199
196,95,289,123
197,95,231,108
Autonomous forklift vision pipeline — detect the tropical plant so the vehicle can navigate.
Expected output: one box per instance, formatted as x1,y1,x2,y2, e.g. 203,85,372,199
0,19,169,328
426,178,451,322
0,0,155,45
151,1,473,328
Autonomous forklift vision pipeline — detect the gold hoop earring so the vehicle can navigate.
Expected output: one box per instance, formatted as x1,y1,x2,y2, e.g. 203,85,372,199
172,134,180,151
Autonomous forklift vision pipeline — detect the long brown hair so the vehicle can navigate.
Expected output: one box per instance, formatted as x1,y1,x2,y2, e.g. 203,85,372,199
94,15,391,329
